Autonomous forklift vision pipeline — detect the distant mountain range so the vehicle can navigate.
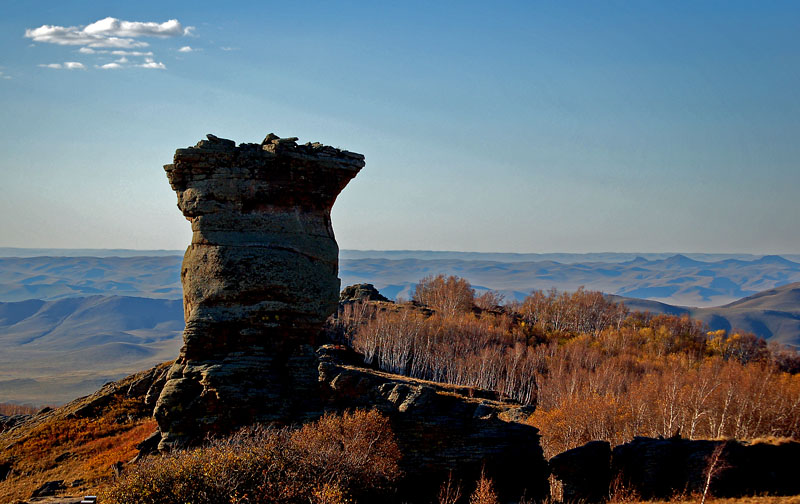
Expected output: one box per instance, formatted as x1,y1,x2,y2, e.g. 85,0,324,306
3,251,800,307
339,254,800,307
0,248,798,404
0,255,182,302
611,281,800,346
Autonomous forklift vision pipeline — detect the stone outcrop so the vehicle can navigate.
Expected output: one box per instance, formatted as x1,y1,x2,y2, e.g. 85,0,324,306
317,344,549,502
613,436,800,499
339,283,390,303
550,436,800,501
154,133,363,450
549,440,611,502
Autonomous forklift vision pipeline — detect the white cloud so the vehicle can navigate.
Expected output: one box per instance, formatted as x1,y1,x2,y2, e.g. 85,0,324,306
80,48,154,57
27,17,194,71
111,50,153,56
25,25,148,48
137,58,166,69
25,17,194,48
0,71,10,80
220,46,238,51
38,61,86,70
83,17,190,38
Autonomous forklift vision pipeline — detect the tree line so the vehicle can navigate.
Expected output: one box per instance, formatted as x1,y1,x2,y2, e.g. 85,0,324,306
332,274,800,458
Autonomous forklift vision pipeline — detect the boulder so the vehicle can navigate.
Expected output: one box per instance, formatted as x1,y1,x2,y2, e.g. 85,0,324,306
340,283,390,303
549,440,611,502
30,479,65,498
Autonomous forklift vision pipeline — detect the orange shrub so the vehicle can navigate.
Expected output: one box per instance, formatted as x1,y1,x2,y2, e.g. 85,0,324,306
100,409,401,504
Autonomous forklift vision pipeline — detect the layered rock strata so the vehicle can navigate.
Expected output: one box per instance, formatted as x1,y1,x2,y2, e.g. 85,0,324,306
154,133,363,449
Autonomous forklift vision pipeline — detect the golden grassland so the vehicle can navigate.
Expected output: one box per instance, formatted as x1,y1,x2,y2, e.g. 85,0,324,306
0,383,158,502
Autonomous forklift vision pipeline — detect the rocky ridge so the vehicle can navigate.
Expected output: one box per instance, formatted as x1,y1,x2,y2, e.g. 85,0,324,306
317,344,548,501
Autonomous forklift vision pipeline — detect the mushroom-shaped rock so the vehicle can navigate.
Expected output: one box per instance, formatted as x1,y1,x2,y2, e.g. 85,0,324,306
154,133,363,450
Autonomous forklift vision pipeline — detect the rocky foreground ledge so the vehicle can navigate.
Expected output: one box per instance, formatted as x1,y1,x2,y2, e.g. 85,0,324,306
1,346,549,502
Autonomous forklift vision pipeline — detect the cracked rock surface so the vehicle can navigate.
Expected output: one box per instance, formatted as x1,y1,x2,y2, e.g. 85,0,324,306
154,133,363,450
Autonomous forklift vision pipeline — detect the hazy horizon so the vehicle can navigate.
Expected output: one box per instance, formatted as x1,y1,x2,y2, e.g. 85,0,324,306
2,246,800,261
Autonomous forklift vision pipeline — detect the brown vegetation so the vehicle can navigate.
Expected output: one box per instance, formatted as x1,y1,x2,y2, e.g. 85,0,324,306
0,396,155,502
336,275,800,459
100,409,401,504
0,402,38,416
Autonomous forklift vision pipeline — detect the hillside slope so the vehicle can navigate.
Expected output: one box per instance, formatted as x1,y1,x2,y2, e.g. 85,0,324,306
613,282,800,346
0,296,183,404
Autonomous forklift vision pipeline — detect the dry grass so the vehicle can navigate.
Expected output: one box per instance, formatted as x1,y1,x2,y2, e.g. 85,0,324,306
100,409,401,504
0,367,164,503
0,395,156,502
633,497,800,504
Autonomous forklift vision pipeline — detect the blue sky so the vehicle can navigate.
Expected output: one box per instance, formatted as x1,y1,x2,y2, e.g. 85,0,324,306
1,1,799,253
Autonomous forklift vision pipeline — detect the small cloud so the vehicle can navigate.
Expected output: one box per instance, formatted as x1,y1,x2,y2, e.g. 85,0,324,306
38,61,86,69
0,71,10,80
111,50,153,56
79,47,96,54
83,17,190,38
220,46,238,51
115,56,129,63
97,62,122,69
178,45,193,52
137,58,166,69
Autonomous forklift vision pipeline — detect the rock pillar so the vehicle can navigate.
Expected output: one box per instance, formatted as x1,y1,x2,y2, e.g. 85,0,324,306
154,133,363,449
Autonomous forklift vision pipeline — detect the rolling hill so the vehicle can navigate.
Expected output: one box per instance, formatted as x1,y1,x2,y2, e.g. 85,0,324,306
612,281,800,346
0,296,183,405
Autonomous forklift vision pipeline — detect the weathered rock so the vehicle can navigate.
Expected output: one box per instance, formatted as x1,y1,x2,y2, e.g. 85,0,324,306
31,480,65,498
549,440,611,503
54,452,73,463
0,414,31,434
317,345,549,502
340,283,390,303
155,133,363,450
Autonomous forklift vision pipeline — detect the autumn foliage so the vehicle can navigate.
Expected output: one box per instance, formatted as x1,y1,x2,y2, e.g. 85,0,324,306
100,409,401,504
336,275,800,459
0,396,156,503
0,402,38,416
